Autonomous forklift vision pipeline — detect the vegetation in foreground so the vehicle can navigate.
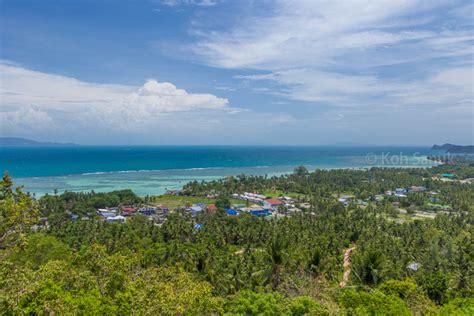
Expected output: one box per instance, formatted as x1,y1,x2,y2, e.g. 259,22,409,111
1,162,473,315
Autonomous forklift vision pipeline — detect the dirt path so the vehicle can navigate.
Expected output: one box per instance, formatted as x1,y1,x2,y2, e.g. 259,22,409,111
339,247,355,288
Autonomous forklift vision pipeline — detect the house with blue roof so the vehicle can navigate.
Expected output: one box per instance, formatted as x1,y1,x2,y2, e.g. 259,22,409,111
250,209,271,217
190,206,203,216
226,209,239,215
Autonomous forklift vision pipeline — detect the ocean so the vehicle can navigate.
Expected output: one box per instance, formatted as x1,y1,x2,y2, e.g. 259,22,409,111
0,145,438,196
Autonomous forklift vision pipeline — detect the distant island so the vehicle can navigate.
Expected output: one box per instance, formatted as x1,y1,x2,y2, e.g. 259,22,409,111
0,137,76,146
431,143,474,154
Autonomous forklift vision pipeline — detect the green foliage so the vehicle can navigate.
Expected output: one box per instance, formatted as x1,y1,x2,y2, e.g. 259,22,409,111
224,291,328,315
339,289,411,315
10,234,71,269
1,163,473,314
379,279,417,299
224,291,285,315
436,298,474,315
0,172,39,253
378,278,436,313
420,271,448,304
294,165,309,176
216,194,231,209
288,296,328,315
1,257,223,315
117,267,223,315
351,248,388,287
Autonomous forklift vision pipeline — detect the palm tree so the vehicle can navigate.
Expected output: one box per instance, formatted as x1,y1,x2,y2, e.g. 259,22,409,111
267,236,287,289
352,248,387,287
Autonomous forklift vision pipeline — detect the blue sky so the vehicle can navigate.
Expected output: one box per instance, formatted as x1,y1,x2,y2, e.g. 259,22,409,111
0,0,473,145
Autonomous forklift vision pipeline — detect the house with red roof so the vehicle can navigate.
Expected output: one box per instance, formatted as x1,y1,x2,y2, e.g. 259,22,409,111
206,204,218,213
263,199,284,210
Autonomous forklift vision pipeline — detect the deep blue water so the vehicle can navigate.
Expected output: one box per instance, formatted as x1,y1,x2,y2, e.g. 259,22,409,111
0,145,436,178
0,145,439,196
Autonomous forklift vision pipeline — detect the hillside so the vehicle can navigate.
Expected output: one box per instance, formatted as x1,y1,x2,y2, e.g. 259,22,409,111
0,137,75,146
431,143,474,154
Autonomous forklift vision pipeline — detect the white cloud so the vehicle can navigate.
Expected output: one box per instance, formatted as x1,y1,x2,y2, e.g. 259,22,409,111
0,62,229,132
0,106,55,133
0,61,303,144
237,66,474,109
131,79,226,112
192,0,440,69
431,67,474,89
190,0,473,115
160,0,218,7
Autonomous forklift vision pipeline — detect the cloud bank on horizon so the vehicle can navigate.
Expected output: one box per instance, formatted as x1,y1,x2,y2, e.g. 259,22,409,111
0,0,472,145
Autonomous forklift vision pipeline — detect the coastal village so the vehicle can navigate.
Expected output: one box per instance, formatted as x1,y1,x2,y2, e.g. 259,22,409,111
58,170,465,227
92,192,304,224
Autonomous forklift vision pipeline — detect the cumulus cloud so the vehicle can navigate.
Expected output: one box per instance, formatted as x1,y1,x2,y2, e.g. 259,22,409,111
0,62,229,132
0,106,55,134
1,61,305,144
131,79,227,112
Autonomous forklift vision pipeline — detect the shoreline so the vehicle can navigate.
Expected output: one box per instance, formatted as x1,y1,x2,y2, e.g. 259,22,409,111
14,160,439,197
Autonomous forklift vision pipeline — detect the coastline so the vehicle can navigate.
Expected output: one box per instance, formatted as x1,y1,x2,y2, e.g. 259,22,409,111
3,145,440,197
14,159,439,197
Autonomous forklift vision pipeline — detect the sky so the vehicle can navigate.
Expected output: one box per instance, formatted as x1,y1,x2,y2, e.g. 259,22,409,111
0,0,473,145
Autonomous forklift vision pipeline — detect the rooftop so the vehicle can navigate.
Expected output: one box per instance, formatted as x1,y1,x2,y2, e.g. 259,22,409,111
265,199,284,205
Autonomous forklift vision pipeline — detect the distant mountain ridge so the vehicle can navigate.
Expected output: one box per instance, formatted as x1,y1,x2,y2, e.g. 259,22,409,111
0,137,76,146
431,143,474,154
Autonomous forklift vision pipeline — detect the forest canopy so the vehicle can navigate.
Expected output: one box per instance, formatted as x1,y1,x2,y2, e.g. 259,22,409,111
1,163,473,315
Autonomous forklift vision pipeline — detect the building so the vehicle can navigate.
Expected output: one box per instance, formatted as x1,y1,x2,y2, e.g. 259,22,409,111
250,209,271,217
190,206,203,216
263,199,284,210
106,215,126,223
395,188,407,195
407,262,420,271
194,223,203,230
338,198,349,206
156,205,169,214
441,173,455,178
98,211,116,218
206,204,217,213
139,206,156,215
338,195,354,206
226,209,239,215
287,207,302,213
374,195,384,202
233,192,266,203
410,185,426,192
122,206,137,216
98,208,116,214
166,189,183,195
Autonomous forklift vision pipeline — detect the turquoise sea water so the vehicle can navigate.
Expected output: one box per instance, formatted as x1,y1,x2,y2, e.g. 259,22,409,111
0,146,438,196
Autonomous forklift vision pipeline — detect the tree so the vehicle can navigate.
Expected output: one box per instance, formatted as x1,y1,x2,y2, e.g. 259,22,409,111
352,248,388,287
288,296,328,315
224,291,286,315
294,165,309,176
421,272,448,305
215,195,231,209
0,172,39,253
339,289,410,315
11,234,71,269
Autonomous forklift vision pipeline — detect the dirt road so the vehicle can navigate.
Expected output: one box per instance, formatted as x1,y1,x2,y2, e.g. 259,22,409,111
339,247,355,288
